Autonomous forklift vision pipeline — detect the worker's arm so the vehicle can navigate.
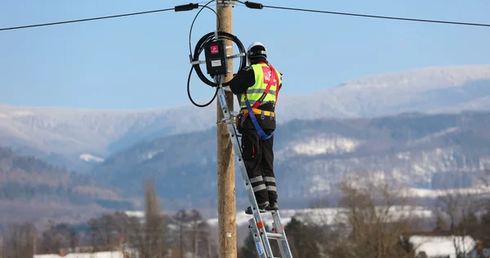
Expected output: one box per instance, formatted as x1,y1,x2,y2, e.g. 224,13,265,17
229,66,255,95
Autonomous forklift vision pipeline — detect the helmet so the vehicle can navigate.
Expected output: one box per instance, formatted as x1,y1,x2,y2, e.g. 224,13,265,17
247,42,267,59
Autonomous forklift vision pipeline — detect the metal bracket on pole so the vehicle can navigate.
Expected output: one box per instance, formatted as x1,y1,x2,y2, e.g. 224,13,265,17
217,0,235,8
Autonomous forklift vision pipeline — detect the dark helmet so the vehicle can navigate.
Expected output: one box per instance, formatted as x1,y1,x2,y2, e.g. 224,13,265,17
247,42,267,59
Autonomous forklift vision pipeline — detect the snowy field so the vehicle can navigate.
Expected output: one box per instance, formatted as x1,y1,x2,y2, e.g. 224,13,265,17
34,252,124,258
206,205,434,228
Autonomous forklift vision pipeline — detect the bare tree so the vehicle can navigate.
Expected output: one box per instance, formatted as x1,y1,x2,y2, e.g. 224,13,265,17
477,168,490,190
187,209,216,258
171,209,191,258
326,174,418,258
2,222,37,258
39,221,78,254
127,178,168,258
166,209,217,258
477,168,490,211
88,213,122,251
285,217,327,258
434,189,479,256
196,218,217,258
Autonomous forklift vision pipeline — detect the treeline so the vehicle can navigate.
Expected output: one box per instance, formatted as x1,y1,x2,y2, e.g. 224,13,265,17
240,176,490,258
3,174,490,258
1,179,217,258
0,146,132,209
0,146,70,176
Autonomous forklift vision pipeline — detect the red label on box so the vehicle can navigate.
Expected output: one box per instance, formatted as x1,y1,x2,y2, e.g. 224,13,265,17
210,45,219,54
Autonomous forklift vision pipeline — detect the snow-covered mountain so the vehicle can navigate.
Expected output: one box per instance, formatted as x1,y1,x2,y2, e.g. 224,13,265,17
91,110,490,210
1,64,490,171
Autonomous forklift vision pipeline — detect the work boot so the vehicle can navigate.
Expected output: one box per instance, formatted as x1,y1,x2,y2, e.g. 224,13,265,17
266,202,279,211
245,204,269,215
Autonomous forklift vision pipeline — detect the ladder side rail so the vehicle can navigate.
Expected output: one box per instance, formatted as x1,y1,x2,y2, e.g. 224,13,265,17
217,77,297,257
217,85,264,218
271,212,293,258
217,85,277,258
248,218,268,258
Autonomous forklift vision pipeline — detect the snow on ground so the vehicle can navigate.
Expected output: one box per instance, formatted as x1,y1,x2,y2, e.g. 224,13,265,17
290,136,361,155
408,127,459,145
406,187,490,198
34,251,124,258
125,186,490,229
79,153,104,163
409,235,476,258
206,206,433,228
124,210,144,217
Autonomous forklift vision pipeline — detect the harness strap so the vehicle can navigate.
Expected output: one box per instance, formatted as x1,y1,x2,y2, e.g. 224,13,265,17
242,64,278,121
240,64,279,141
241,108,275,117
244,99,273,140
274,71,281,106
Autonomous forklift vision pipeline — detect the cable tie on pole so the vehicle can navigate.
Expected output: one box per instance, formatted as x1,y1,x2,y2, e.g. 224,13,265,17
174,3,199,12
244,1,263,9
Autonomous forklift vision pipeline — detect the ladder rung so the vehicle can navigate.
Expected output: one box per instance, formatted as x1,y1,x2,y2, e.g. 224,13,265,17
218,89,294,258
266,232,285,240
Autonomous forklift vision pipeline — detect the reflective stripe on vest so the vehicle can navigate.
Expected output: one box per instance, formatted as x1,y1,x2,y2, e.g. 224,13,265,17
239,63,282,110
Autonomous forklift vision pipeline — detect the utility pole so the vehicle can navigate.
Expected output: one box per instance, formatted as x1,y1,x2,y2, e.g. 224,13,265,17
216,0,237,258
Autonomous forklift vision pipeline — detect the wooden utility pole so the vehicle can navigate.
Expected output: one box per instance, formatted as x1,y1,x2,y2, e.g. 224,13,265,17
216,0,237,258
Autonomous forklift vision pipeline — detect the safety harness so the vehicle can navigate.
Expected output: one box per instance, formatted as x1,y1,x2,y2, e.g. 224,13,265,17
240,64,280,140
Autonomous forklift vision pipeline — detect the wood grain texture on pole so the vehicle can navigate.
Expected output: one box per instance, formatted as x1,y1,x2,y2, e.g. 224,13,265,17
216,1,237,258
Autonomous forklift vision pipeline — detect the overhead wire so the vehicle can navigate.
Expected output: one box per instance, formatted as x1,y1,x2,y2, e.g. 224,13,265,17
1,1,489,33
2,1,489,107
0,8,175,32
186,0,222,108
237,1,490,28
189,1,220,57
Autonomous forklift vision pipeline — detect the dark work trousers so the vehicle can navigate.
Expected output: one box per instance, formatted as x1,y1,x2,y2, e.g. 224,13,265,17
241,127,277,207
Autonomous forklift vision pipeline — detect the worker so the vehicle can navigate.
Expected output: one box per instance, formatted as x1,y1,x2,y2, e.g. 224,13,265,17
228,42,282,214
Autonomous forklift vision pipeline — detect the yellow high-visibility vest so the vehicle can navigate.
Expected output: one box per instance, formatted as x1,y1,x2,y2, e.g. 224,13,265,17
239,63,281,110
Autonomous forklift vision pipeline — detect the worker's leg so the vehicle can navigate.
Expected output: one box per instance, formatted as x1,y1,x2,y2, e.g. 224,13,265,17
241,128,269,208
261,130,278,209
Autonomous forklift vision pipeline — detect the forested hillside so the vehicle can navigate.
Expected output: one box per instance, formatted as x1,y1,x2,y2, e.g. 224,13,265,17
0,146,136,228
91,111,490,210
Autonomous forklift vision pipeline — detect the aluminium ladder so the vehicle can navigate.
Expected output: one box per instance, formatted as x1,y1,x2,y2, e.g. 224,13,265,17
215,75,293,258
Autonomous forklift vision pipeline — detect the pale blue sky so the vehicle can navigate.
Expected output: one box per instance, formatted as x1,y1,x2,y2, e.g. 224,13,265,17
1,0,490,110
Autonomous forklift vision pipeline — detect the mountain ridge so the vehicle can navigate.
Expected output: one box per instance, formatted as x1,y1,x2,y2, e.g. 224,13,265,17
1,64,490,171
90,110,490,210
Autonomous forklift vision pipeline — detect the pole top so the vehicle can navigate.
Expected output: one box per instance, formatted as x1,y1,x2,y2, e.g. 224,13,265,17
217,0,235,7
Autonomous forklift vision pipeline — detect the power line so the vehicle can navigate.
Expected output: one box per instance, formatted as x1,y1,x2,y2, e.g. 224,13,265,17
0,1,219,32
0,8,175,32
2,2,489,32
239,1,490,28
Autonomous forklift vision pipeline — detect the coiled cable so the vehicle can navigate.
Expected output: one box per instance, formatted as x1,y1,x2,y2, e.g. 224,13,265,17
186,2,247,107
